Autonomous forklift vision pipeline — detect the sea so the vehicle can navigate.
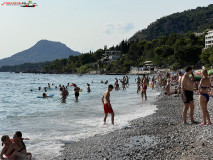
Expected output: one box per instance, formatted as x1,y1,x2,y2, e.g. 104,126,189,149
0,72,160,159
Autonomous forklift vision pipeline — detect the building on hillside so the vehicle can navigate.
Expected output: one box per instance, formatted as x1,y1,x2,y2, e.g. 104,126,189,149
205,30,213,49
101,51,121,62
144,61,154,71
129,61,155,74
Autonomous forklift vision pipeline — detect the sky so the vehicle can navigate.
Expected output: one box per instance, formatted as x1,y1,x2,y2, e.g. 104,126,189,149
0,0,212,59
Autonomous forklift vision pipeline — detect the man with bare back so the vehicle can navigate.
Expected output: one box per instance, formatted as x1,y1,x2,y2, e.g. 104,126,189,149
181,66,198,124
102,85,114,125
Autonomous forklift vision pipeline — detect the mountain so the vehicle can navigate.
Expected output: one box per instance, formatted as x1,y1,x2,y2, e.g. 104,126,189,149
130,4,213,41
0,40,81,67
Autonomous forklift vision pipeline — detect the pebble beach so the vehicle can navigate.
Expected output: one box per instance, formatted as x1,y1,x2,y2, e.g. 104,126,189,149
54,90,213,160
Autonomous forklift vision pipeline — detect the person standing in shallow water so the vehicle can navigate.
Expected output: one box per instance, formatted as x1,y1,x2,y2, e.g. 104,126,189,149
102,85,114,125
198,69,212,126
141,75,148,100
136,76,141,94
181,66,198,124
73,84,80,102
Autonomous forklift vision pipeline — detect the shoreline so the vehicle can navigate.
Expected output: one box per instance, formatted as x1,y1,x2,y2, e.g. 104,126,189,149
53,92,213,160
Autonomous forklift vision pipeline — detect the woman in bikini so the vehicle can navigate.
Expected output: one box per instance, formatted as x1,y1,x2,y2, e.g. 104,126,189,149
198,69,212,126
5,131,32,159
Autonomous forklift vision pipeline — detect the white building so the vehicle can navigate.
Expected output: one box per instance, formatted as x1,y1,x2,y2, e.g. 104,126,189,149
205,30,213,49
102,51,121,61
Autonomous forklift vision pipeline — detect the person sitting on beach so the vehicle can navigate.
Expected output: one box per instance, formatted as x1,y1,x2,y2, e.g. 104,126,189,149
1,135,30,160
141,74,148,100
181,66,198,124
198,69,212,126
73,84,80,102
102,85,114,125
4,131,32,160
168,86,178,96
87,83,91,92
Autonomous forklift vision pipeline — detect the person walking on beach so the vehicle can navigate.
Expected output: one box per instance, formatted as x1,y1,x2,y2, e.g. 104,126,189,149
198,69,212,126
181,66,198,124
102,85,114,125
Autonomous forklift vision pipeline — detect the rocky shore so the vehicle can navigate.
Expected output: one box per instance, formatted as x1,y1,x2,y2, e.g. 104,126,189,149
54,92,213,160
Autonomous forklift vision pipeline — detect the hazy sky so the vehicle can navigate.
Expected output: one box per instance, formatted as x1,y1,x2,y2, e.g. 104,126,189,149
0,0,212,59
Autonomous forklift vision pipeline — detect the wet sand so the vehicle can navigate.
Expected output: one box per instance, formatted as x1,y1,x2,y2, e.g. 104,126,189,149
53,91,213,160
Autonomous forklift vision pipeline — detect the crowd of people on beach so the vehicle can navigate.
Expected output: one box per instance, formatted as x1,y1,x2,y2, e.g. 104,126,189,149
2,67,213,159
154,66,213,126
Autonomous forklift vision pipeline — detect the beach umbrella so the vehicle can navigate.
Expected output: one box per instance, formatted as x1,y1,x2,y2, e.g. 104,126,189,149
208,69,213,75
190,73,201,81
194,72,201,76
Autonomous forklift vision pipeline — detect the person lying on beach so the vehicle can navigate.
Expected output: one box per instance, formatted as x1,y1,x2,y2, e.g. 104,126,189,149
167,86,179,96
1,132,31,160
102,85,114,125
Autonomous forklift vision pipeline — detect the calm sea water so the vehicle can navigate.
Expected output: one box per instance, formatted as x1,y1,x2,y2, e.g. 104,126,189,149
0,72,159,159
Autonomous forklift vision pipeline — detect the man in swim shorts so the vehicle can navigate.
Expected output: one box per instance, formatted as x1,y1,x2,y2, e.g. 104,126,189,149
73,84,80,102
181,66,198,124
102,85,114,125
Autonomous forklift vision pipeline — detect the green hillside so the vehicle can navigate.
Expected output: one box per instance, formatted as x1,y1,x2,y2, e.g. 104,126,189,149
130,4,213,41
